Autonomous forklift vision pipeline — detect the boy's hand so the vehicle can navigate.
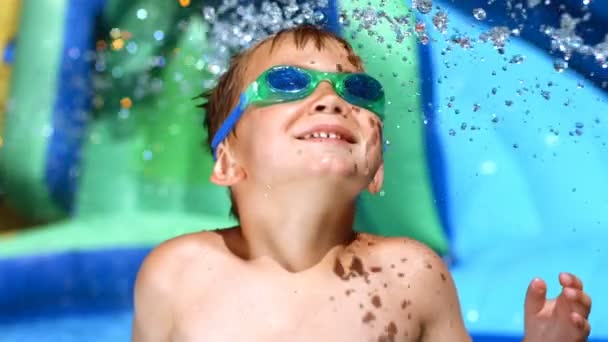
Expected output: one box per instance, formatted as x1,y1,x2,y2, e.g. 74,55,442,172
523,273,592,342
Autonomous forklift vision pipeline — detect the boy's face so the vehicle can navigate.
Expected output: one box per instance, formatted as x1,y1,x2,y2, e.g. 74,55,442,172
213,34,384,195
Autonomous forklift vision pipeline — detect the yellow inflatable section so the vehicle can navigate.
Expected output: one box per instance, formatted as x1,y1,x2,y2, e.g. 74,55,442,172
0,0,21,143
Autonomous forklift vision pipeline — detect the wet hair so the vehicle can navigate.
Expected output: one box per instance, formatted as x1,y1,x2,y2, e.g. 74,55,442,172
198,24,364,220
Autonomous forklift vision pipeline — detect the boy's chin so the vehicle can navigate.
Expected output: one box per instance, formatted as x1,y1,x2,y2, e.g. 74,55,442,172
305,157,363,178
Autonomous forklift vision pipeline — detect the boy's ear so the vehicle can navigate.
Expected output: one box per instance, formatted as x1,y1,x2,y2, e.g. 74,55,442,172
367,162,384,194
210,142,246,186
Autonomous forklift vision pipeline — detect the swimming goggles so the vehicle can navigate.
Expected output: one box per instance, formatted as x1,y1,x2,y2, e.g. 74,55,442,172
210,65,386,160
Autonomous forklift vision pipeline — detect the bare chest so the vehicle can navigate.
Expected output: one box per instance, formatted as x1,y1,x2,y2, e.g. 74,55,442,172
170,264,422,342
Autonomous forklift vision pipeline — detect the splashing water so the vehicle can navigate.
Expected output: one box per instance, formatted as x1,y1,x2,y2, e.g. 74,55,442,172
432,10,449,33
199,0,607,74
542,13,608,70
472,8,487,21
200,0,331,75
413,0,433,14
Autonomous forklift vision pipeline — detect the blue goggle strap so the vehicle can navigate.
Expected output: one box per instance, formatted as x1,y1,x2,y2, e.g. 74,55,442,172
211,93,248,161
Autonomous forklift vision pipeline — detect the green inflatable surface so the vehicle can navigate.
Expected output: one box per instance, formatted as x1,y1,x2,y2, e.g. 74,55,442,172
343,0,448,254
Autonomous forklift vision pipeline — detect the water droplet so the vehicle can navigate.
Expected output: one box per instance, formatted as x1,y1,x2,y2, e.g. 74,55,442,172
553,59,568,72
413,0,433,14
575,122,584,129
153,30,165,41
432,10,449,33
505,100,513,106
491,115,500,123
541,90,551,100
460,122,467,130
491,87,498,95
509,54,525,64
473,104,481,112
313,10,326,23
473,8,487,21
419,34,430,45
415,21,426,33
448,129,456,136
513,143,519,149
136,8,148,20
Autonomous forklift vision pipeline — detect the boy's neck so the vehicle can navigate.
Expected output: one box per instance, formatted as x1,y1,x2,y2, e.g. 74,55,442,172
224,182,359,273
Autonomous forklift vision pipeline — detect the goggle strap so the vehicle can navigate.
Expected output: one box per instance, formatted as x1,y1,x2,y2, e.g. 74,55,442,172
211,93,247,161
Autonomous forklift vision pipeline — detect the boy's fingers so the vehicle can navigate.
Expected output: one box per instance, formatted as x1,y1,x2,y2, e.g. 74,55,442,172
559,272,584,290
571,312,591,336
564,288,592,318
524,278,547,315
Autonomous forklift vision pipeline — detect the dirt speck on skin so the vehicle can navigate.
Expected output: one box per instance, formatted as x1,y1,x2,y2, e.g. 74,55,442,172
386,322,398,335
351,256,364,274
350,256,369,281
371,295,382,308
425,263,433,269
362,311,376,323
401,299,412,309
370,266,382,273
336,63,344,72
334,255,370,282
352,106,361,113
441,273,447,281
383,283,388,288
310,60,316,64
401,258,407,263
397,273,404,278
377,322,398,342
345,289,355,296
329,296,335,301
407,313,412,320
334,259,346,279
390,264,395,269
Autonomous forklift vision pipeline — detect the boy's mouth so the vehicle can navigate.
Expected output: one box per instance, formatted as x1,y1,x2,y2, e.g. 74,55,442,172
295,124,357,144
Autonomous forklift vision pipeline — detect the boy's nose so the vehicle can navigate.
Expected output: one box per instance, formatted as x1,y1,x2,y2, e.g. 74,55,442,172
310,83,349,116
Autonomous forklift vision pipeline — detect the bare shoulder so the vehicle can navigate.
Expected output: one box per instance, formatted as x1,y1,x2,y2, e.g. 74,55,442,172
136,229,228,286
357,233,448,273
357,233,470,341
356,233,455,305
132,230,232,341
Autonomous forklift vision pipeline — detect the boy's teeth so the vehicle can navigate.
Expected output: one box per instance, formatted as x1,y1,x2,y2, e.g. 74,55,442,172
304,132,345,140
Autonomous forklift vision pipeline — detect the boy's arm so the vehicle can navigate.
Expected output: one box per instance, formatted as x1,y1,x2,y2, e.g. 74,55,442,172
132,246,176,342
401,241,472,342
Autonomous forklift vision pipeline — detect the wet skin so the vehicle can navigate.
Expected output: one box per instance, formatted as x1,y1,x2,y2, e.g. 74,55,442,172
135,231,457,342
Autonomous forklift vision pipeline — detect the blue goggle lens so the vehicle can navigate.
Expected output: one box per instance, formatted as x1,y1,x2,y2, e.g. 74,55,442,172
266,66,311,92
344,74,383,101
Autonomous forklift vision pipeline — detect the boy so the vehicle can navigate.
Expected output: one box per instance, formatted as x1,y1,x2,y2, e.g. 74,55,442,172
132,25,592,341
